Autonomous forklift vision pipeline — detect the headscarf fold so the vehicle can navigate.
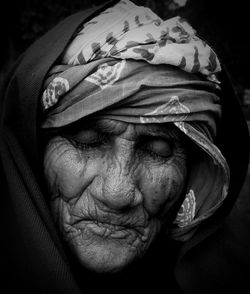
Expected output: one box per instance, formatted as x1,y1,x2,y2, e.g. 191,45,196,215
41,0,229,241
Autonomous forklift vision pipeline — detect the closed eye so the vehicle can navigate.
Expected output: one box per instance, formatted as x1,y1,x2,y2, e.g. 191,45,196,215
147,139,172,158
63,129,108,150
138,136,173,159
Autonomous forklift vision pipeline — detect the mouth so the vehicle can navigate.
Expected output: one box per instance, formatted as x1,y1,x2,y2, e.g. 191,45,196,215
70,215,150,241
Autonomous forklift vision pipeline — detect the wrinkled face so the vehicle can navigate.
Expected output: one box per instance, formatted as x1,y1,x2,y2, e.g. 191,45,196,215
43,118,187,273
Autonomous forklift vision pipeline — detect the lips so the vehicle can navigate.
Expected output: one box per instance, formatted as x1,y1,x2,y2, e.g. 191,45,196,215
71,215,149,241
77,220,132,239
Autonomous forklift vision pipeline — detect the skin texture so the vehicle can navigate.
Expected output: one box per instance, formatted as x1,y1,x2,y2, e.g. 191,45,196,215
43,118,187,273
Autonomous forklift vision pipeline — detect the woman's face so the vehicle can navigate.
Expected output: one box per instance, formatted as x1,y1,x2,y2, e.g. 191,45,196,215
43,118,187,273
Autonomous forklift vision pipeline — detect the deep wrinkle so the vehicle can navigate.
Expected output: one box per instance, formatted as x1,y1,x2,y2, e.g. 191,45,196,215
43,118,188,273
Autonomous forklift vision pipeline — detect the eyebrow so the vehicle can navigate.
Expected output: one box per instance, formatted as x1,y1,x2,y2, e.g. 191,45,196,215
85,119,181,140
137,125,181,141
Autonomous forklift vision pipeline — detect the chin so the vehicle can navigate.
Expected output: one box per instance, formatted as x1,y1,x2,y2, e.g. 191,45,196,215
74,242,140,273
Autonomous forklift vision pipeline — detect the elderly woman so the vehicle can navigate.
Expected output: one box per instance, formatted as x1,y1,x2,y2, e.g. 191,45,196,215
0,0,249,293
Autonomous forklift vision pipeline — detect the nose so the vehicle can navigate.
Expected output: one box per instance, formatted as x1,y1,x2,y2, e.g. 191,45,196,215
100,143,142,210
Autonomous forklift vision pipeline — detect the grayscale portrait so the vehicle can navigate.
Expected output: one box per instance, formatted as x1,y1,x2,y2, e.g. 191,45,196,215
1,1,250,293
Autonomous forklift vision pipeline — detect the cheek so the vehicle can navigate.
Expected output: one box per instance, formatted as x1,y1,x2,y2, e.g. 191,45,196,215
140,157,187,215
43,138,97,199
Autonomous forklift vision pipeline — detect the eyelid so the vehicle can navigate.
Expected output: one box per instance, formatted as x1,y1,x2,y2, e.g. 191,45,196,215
138,136,173,159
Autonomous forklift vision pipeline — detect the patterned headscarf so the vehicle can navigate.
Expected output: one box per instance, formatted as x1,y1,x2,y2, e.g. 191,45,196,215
41,0,229,241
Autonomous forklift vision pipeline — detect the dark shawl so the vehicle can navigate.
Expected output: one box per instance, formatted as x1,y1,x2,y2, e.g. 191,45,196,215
0,1,249,293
